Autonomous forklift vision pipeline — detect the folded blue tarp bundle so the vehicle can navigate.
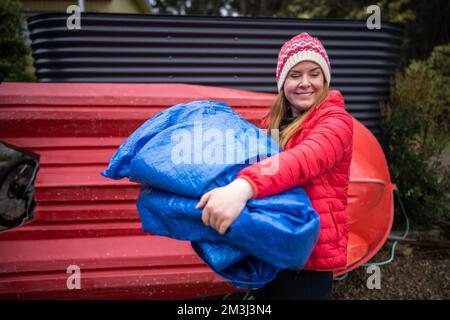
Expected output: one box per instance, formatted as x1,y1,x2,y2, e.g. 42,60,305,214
101,100,320,288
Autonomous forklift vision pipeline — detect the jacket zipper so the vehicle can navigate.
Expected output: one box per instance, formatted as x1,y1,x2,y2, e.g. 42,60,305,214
329,204,340,239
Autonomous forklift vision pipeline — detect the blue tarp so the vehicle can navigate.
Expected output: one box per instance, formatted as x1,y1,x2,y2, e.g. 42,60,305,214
101,100,320,288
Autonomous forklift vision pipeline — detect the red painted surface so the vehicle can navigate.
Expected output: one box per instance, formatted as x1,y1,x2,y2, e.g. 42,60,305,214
0,83,394,298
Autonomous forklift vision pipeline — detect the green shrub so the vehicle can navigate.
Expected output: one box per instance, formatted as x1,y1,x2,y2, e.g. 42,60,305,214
381,44,450,228
0,0,36,82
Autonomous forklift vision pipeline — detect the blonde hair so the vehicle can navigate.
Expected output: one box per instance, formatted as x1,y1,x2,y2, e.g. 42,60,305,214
267,83,329,149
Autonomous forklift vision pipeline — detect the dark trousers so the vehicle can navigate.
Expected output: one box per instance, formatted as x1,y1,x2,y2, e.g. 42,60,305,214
252,269,334,300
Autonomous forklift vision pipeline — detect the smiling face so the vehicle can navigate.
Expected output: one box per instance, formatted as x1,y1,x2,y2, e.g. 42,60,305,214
283,61,325,117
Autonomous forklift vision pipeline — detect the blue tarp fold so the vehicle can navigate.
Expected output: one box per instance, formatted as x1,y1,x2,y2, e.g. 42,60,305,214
101,100,320,288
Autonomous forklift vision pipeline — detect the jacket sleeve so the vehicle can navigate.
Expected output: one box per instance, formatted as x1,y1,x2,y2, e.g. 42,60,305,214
237,106,353,199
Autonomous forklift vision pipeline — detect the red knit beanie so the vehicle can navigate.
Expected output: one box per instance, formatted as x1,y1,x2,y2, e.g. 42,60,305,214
276,32,331,92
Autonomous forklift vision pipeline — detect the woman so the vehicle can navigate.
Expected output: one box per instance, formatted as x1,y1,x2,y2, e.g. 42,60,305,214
196,32,353,300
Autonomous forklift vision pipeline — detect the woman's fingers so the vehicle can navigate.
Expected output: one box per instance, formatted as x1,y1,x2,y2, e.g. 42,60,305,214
201,208,210,226
197,185,244,234
196,191,211,209
218,219,231,235
198,192,212,226
209,208,218,230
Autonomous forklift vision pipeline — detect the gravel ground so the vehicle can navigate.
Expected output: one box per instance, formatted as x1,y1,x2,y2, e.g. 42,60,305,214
332,239,450,300
211,231,449,301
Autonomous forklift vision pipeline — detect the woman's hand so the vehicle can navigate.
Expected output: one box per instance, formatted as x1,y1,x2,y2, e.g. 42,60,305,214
196,178,254,235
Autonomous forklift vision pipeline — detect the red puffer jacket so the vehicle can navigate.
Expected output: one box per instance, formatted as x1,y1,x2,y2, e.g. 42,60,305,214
237,90,353,271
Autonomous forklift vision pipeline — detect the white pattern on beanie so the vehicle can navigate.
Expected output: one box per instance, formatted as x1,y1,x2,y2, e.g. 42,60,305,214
276,32,331,92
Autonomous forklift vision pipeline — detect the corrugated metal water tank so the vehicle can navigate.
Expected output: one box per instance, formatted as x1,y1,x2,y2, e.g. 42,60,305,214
26,13,403,137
